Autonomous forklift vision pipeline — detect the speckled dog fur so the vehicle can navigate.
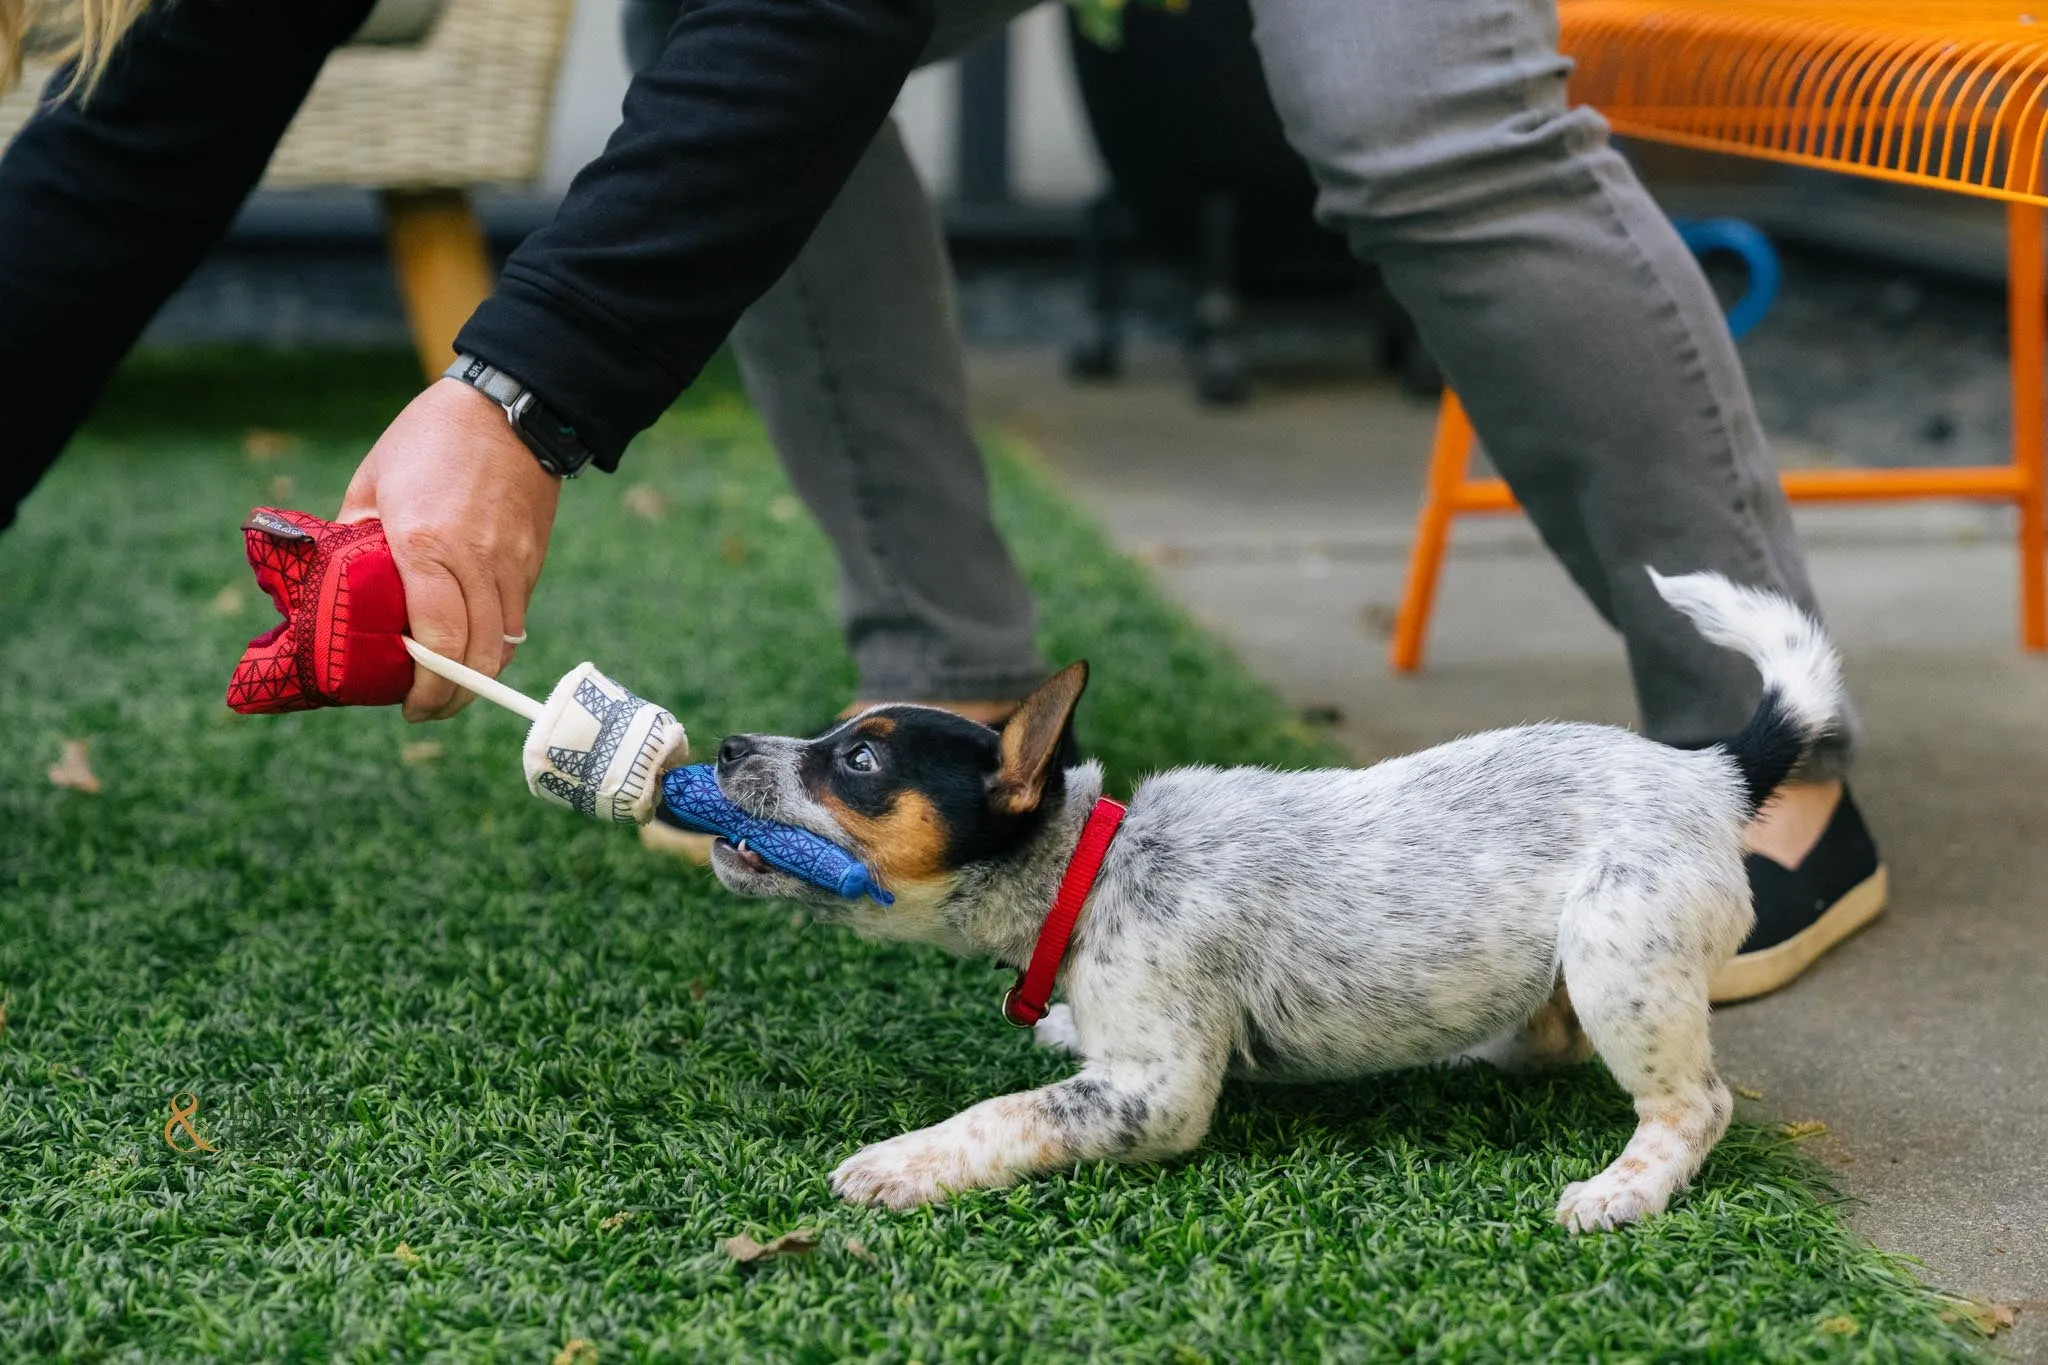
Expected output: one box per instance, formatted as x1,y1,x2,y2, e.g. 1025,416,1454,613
703,569,1845,1231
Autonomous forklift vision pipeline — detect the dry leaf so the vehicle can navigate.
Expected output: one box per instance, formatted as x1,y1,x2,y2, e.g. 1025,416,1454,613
1358,603,1400,639
720,534,749,566
552,1339,599,1365
401,741,445,766
600,1211,634,1231
392,1242,423,1268
1817,1316,1858,1336
208,585,246,618
722,1229,818,1265
624,483,668,521
242,429,300,460
48,739,101,794
846,1237,879,1265
1135,541,1187,567
1736,1086,1765,1101
687,979,708,1002
1941,1299,2022,1335
0,994,9,1038
1779,1120,1828,1140
268,474,297,502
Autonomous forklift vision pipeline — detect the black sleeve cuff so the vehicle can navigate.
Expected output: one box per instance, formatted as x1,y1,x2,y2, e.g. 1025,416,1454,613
454,265,675,472
449,0,938,473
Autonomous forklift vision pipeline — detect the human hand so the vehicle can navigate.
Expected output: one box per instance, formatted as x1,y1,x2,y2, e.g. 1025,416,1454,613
338,378,561,721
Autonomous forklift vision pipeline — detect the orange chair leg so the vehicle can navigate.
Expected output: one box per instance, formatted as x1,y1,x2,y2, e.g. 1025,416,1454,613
381,188,496,383
2009,201,2048,653
1390,391,1477,673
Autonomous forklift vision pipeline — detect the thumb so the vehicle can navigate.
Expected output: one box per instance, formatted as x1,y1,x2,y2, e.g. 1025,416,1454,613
337,459,379,524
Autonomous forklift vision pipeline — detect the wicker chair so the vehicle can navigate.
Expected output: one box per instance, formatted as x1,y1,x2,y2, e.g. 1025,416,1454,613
0,0,577,378
1390,1,2048,670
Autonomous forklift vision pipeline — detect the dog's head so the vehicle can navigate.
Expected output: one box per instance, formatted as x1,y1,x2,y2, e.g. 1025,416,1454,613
706,663,1089,936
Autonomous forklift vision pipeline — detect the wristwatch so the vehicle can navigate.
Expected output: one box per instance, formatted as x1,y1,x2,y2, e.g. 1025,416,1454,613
444,355,596,478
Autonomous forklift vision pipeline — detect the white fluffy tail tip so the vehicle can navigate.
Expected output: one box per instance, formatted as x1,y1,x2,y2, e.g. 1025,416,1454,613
1646,566,1844,735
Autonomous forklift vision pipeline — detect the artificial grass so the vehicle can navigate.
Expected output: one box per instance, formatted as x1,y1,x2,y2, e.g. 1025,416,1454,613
0,349,1975,1362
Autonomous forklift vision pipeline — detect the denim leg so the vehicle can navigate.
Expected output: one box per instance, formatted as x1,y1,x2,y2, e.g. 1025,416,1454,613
627,0,1048,701
1246,0,1855,775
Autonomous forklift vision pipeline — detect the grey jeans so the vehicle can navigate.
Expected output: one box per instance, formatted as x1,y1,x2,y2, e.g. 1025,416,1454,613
628,0,1857,774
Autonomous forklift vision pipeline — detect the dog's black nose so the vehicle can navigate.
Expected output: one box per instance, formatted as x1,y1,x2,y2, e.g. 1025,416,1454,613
718,734,758,766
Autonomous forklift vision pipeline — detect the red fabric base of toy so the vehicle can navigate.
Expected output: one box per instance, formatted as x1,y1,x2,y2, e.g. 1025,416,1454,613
228,508,413,713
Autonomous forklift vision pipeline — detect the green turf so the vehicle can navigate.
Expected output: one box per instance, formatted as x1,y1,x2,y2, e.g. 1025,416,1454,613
1,350,1977,1362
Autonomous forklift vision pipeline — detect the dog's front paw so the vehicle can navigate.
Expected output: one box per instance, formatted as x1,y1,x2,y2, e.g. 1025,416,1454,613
1033,1003,1082,1055
832,1131,977,1210
1554,1171,1671,1233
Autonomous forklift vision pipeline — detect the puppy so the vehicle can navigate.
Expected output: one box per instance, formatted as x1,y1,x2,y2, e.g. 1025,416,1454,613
707,569,1845,1231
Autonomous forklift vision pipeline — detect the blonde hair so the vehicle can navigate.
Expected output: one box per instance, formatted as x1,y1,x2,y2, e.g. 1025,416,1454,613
1,0,155,99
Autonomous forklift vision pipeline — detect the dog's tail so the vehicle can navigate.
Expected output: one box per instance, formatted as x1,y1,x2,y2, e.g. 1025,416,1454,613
1648,568,1846,814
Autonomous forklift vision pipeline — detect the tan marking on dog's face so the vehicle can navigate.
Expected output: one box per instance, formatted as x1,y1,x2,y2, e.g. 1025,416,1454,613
854,715,897,739
817,787,954,891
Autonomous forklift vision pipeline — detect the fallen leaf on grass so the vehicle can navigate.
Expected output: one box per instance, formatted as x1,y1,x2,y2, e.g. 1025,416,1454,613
208,585,246,617
1779,1120,1828,1140
49,740,101,794
1939,1299,2022,1335
400,741,444,766
722,1229,818,1265
0,994,9,1037
1817,1317,1858,1336
242,429,300,460
600,1211,634,1231
1736,1086,1765,1101
687,979,708,1002
624,483,668,521
720,534,749,566
268,474,297,502
392,1242,423,1268
845,1237,879,1265
552,1339,599,1365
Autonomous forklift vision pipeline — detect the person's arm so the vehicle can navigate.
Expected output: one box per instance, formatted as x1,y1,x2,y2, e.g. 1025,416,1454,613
454,0,937,468
342,0,935,721
0,0,376,530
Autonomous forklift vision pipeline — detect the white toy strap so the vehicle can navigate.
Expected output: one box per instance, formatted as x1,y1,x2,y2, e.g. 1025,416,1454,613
402,636,545,721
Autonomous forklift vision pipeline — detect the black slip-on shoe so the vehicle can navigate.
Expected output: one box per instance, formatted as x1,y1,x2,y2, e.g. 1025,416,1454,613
1711,788,1887,1004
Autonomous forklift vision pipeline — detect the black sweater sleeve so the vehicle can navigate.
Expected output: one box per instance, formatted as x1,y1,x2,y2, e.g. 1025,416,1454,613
0,0,376,529
453,0,936,471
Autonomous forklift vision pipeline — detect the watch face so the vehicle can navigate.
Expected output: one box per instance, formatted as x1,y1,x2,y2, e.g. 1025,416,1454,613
515,402,590,475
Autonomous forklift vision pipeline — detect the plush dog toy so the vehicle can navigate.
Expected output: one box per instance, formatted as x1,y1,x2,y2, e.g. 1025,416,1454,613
227,508,885,896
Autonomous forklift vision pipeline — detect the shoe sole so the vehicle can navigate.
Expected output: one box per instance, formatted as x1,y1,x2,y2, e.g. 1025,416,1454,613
1709,865,1888,1005
639,820,715,866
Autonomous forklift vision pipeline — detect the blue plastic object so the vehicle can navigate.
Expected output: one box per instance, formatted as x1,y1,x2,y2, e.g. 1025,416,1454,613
659,765,894,905
1671,216,1781,342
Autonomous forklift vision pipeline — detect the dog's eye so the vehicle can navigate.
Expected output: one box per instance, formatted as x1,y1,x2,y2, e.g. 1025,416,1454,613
842,743,878,774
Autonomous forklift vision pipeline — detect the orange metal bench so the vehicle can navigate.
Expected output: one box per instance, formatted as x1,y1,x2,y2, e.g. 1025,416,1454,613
1390,0,2048,670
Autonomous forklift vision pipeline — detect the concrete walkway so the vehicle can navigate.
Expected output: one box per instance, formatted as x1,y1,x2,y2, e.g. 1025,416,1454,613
972,348,2048,1359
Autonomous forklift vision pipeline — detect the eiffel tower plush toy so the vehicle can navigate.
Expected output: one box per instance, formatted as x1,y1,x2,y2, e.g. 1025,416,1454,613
227,508,891,903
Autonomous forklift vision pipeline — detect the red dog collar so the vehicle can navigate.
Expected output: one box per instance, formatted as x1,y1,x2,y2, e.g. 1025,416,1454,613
1002,796,1128,1028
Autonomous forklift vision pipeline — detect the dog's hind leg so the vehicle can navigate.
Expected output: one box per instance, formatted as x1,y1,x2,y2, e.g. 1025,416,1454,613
1552,868,1746,1232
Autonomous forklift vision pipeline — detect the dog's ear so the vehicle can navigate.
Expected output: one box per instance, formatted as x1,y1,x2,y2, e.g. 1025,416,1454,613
990,661,1088,816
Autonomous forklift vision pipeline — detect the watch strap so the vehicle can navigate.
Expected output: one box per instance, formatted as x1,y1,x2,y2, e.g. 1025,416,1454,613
444,354,594,477
444,356,525,408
